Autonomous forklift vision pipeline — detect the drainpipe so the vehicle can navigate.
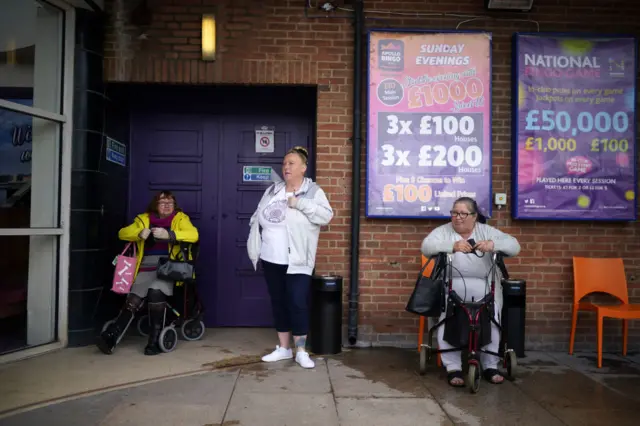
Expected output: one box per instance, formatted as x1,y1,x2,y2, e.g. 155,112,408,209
347,0,364,346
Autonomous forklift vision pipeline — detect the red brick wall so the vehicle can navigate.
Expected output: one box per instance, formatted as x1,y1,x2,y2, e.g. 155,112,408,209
104,0,640,351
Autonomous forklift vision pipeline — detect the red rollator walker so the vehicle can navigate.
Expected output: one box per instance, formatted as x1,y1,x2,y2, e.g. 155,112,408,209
418,251,518,393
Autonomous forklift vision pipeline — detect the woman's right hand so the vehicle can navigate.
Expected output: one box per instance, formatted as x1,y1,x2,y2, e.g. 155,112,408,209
453,240,473,253
139,228,151,240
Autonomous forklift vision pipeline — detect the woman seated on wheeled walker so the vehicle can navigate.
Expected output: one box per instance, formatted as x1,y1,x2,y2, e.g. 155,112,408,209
97,190,199,356
421,196,520,387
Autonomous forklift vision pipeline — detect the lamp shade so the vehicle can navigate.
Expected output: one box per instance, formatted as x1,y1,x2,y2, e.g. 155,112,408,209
202,14,216,61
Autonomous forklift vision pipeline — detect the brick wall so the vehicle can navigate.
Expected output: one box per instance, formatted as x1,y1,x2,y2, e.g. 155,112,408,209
104,0,640,351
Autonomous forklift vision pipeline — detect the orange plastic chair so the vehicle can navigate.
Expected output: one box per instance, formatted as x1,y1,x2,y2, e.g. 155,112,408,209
417,255,441,367
569,257,640,368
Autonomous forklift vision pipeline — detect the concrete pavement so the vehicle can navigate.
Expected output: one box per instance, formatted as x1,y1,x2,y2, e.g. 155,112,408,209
0,329,639,425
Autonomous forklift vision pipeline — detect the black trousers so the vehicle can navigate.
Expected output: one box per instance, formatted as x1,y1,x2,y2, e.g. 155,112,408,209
262,260,311,336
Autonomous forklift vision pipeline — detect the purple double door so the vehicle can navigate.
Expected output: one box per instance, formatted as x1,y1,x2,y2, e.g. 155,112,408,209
130,112,313,327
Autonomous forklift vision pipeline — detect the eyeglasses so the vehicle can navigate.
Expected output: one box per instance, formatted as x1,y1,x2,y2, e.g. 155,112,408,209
450,211,475,219
158,202,174,207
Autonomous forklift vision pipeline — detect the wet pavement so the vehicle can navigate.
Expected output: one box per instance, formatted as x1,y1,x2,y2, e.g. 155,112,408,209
0,347,638,426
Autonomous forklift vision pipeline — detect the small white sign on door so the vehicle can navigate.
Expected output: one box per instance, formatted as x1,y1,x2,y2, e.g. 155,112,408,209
255,126,275,153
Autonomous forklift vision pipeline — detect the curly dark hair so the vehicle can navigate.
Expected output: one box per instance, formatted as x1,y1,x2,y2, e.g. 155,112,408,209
146,190,182,215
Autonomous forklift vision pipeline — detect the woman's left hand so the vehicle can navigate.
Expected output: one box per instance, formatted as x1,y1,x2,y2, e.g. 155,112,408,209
151,227,170,240
474,240,495,252
287,196,298,208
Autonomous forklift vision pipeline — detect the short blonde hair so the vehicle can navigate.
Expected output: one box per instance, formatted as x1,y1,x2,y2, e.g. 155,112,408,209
286,146,309,164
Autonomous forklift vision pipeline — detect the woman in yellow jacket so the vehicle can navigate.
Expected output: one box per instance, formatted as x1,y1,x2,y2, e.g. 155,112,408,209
97,190,199,356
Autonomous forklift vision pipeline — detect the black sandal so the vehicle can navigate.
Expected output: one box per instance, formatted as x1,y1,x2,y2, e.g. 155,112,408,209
447,370,465,387
482,368,504,384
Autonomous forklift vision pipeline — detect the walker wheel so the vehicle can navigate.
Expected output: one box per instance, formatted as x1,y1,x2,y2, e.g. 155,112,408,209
468,364,480,394
101,319,115,334
181,319,206,341
419,347,428,375
159,327,178,353
136,314,150,337
506,351,517,379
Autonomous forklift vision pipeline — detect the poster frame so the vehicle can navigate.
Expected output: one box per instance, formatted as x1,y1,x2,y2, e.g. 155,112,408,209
365,28,493,220
511,31,638,222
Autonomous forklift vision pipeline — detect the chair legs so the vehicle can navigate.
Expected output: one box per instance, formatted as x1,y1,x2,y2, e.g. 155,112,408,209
622,319,628,356
597,312,604,368
570,305,631,368
569,304,579,355
418,316,425,352
418,316,442,367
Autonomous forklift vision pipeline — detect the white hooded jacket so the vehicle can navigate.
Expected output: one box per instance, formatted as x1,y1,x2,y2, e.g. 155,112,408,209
247,177,333,275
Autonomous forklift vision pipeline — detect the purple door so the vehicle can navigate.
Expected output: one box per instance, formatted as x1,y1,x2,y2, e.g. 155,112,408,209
130,112,312,327
216,117,312,326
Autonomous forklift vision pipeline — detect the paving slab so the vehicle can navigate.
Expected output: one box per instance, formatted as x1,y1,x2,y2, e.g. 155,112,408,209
421,366,565,426
0,370,237,426
549,351,640,375
0,345,638,426
223,392,338,426
234,357,331,394
0,328,273,415
335,397,452,426
0,390,123,426
551,408,638,426
624,351,640,365
508,351,639,426
546,351,640,402
327,348,428,398
98,401,223,426
517,358,637,411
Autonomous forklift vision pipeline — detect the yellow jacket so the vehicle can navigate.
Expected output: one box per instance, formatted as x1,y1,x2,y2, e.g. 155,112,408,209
118,211,199,285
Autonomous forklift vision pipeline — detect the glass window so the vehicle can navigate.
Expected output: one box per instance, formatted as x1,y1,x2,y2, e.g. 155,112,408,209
0,235,58,354
0,106,61,228
0,0,66,356
0,0,64,113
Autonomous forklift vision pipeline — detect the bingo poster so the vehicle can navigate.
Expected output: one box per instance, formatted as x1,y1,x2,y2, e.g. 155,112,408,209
513,33,637,221
366,30,492,219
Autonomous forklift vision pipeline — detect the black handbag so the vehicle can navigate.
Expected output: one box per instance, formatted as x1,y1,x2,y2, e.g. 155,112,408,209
156,242,196,282
443,299,492,347
405,255,445,317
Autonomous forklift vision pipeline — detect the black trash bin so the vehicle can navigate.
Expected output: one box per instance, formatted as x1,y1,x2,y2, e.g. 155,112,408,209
501,279,526,358
309,275,343,355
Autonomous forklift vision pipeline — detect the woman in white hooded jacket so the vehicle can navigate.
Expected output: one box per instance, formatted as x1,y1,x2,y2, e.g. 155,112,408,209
247,146,333,369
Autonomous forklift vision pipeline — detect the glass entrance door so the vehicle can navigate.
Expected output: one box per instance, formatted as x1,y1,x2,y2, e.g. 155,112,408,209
0,0,74,356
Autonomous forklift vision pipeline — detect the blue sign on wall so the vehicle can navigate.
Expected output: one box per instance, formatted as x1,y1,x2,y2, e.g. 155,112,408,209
106,137,126,167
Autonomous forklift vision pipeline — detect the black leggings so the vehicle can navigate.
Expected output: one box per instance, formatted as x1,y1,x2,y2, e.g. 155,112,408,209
114,289,167,329
262,260,311,336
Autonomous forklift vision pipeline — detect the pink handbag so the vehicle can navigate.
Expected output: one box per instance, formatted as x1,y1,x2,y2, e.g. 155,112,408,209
111,243,137,294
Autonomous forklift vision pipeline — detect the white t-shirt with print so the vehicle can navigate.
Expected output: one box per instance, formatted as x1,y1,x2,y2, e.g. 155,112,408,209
258,188,293,265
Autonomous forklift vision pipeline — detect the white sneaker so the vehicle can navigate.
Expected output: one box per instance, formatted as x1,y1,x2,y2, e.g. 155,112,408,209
261,345,293,362
295,350,315,369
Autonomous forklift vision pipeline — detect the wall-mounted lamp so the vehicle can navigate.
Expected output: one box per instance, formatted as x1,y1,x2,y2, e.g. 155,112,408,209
202,13,216,61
